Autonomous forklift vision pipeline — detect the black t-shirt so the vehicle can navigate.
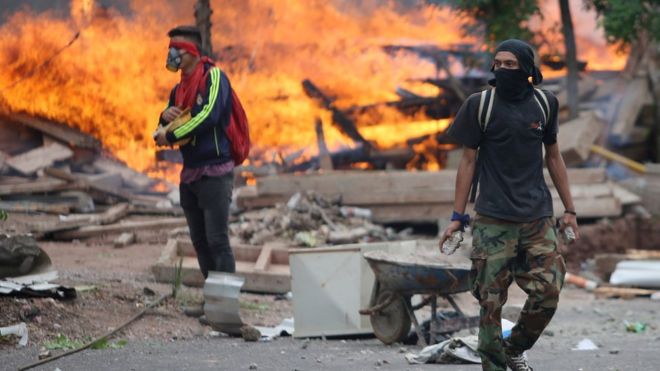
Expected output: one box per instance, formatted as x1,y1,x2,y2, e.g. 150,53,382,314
447,89,559,222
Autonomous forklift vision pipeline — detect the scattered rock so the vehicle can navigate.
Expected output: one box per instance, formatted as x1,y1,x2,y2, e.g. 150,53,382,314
241,325,261,342
38,347,51,360
609,349,620,354
248,363,258,370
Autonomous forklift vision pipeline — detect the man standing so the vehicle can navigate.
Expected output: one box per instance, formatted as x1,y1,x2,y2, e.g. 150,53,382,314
441,39,579,371
154,25,234,317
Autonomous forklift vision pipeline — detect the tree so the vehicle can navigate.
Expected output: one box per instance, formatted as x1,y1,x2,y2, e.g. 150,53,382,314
586,0,660,46
194,0,214,57
433,0,541,47
559,0,579,120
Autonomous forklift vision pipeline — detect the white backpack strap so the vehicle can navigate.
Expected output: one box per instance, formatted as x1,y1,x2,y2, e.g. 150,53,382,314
477,88,496,132
478,89,487,128
484,88,495,131
533,88,550,124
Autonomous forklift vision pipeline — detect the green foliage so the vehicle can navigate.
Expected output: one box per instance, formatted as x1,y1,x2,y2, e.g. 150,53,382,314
240,301,269,312
171,258,183,299
44,334,84,350
587,0,660,45
90,338,128,350
0,209,7,221
44,334,128,351
431,0,541,46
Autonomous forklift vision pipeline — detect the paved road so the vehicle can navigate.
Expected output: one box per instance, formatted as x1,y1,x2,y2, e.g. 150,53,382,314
3,289,659,371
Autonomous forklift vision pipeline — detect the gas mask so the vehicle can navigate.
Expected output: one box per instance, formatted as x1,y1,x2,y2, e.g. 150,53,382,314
166,47,183,72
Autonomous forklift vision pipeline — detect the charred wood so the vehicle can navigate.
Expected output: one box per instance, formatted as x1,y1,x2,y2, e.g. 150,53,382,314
302,79,369,145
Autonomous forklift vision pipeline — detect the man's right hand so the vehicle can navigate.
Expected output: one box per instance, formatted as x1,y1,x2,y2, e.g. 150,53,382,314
161,106,183,123
439,220,463,251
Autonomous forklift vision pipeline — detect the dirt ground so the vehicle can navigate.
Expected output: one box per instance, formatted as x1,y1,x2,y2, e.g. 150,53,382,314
0,214,293,351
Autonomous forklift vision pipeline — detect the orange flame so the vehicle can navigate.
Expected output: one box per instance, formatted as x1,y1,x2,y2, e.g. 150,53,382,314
0,0,628,180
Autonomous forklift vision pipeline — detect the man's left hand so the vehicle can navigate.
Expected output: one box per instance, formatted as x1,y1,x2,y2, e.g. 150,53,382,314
559,212,580,240
153,127,170,147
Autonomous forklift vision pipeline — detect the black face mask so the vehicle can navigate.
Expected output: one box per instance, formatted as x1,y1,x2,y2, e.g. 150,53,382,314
493,68,533,101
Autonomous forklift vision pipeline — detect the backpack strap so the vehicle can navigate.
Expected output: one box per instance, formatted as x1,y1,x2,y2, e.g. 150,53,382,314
533,88,551,124
472,88,495,203
477,88,496,132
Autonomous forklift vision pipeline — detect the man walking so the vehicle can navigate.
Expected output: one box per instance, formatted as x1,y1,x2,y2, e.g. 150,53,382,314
441,39,579,371
154,25,234,317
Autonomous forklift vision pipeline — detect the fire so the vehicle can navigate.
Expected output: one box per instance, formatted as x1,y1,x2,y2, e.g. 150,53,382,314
0,0,628,181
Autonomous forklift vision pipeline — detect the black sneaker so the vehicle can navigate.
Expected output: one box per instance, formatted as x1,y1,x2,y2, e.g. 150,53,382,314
505,351,533,371
504,340,533,371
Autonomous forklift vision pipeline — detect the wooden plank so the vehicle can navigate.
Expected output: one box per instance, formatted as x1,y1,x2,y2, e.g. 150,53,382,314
257,171,457,197
544,168,606,185
257,169,605,197
93,158,155,191
594,286,657,299
6,143,73,175
0,177,76,196
553,197,621,218
128,204,185,217
558,111,603,165
549,183,612,200
32,203,131,234
44,167,134,204
0,119,42,156
609,78,653,139
254,244,273,272
151,239,291,293
53,217,187,240
0,200,71,214
4,113,100,149
369,203,458,223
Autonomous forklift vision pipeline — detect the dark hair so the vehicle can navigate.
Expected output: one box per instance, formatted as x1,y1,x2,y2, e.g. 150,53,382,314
167,25,202,50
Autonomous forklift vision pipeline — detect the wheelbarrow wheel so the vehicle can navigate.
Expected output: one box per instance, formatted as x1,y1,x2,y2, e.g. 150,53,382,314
370,291,411,345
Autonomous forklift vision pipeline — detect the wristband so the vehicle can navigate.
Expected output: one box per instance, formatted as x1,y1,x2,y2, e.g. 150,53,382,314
564,210,577,216
450,211,471,231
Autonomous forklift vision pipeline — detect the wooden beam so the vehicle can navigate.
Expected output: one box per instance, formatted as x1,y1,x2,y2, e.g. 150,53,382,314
6,143,73,175
4,113,100,149
608,78,653,140
254,244,273,272
52,217,187,240
558,111,602,165
0,200,71,214
151,239,291,293
0,177,76,196
594,286,657,299
32,203,131,234
315,118,333,171
44,167,134,204
302,79,368,144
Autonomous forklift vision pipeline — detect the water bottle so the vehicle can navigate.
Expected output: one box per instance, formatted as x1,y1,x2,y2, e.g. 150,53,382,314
563,226,576,245
441,230,464,255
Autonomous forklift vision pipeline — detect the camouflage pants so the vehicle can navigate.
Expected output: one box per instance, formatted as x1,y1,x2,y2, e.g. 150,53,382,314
470,215,566,371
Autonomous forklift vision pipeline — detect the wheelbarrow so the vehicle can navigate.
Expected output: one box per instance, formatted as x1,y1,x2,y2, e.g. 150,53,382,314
359,250,479,346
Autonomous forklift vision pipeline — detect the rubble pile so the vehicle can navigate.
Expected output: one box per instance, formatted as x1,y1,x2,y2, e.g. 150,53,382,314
230,191,403,248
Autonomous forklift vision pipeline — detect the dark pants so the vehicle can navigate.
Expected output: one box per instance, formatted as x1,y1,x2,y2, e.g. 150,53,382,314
180,172,235,278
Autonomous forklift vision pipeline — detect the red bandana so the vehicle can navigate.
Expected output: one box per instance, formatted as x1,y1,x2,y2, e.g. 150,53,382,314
169,41,215,109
